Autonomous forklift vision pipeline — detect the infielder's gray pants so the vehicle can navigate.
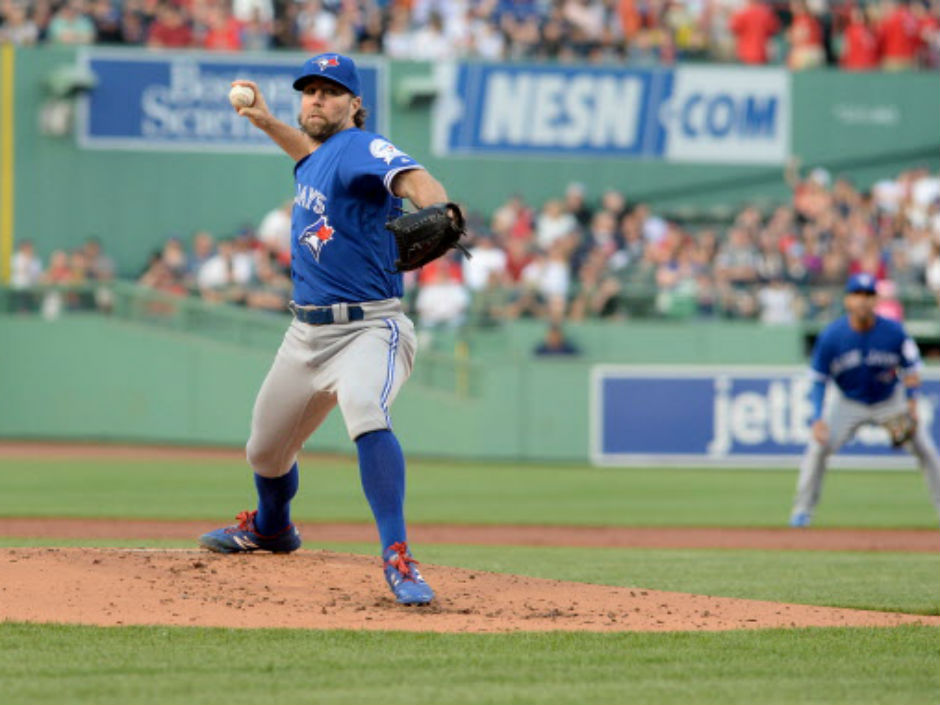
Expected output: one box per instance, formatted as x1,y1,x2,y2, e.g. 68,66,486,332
246,299,417,478
793,386,940,519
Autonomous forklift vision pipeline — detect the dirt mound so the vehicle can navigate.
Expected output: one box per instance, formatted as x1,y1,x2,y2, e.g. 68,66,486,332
2,548,936,633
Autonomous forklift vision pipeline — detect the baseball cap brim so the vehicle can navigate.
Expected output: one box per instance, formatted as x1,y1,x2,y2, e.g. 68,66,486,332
292,74,353,93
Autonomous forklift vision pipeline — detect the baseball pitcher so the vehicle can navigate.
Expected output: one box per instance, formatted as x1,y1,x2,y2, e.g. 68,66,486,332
199,54,467,605
790,273,940,527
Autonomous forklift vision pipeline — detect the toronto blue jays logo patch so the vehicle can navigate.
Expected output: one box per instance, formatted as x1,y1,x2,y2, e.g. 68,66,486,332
369,138,408,165
316,56,340,71
299,215,335,262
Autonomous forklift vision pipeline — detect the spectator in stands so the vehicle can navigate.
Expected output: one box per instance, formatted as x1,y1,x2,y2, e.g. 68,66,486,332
876,0,920,69
117,3,146,45
257,200,292,266
41,249,76,285
82,236,115,282
841,5,880,69
232,0,274,24
562,182,592,229
520,239,571,320
160,237,189,281
535,199,578,251
874,278,905,320
463,233,508,293
569,249,622,320
11,239,42,289
414,264,470,332
757,277,801,324
0,2,40,45
714,226,760,290
138,258,187,297
186,230,215,289
409,11,456,60
382,5,414,58
199,4,242,51
533,323,580,356
787,0,825,69
9,240,42,312
146,2,194,48
925,240,940,300
47,0,96,44
240,7,274,51
197,238,251,303
728,0,781,64
914,0,940,67
89,0,122,43
245,251,291,312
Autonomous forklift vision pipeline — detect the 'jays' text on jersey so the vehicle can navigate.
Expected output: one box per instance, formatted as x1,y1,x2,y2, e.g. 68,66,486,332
810,315,922,404
291,128,423,305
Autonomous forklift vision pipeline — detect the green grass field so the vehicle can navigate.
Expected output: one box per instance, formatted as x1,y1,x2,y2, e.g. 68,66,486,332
0,454,938,704
1,456,938,527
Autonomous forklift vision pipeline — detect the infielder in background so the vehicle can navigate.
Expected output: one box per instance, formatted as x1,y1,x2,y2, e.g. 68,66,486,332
790,273,940,527
199,54,466,605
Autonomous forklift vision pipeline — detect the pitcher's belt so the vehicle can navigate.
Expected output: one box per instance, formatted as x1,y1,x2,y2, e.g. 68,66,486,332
289,299,406,325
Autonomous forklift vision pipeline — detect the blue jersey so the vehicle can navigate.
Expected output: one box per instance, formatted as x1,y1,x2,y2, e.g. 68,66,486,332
290,128,423,306
810,315,921,405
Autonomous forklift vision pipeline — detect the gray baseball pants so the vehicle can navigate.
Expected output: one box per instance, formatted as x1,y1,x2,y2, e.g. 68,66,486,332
245,299,417,478
793,385,940,519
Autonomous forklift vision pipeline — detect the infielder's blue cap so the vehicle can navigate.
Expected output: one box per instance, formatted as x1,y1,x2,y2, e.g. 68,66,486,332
293,53,361,96
845,273,877,294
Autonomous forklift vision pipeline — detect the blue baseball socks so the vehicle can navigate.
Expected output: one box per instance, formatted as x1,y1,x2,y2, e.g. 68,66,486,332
355,429,407,550
252,462,299,536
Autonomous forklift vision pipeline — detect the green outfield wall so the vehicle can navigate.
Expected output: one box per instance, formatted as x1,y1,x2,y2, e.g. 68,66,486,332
0,313,807,460
5,47,938,277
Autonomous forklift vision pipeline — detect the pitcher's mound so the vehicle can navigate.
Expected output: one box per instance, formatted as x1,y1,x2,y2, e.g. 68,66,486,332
2,548,935,633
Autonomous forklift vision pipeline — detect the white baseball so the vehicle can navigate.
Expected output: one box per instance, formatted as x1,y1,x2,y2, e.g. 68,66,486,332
229,85,255,109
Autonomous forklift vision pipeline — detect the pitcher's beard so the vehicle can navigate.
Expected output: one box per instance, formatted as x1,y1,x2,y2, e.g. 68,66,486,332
298,113,343,143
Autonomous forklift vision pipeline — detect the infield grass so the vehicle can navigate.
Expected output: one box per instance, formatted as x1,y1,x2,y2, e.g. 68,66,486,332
0,622,936,705
0,456,937,528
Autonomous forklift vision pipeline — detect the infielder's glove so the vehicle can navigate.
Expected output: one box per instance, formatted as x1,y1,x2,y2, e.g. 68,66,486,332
882,413,916,448
386,202,470,272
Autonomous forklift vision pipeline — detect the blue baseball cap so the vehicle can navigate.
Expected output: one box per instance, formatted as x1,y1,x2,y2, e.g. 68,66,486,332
292,53,361,96
845,273,877,294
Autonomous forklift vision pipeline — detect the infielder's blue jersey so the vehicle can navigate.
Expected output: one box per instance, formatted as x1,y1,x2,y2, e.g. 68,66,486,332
810,315,921,405
291,128,423,306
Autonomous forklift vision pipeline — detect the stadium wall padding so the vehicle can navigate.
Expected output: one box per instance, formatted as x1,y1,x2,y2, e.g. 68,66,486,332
9,47,939,277
0,315,805,460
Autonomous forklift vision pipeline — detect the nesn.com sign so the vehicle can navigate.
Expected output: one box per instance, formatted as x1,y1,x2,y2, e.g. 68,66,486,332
433,63,788,164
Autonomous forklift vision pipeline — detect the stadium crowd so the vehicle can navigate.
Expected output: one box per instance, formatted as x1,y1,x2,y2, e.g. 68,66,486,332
1,0,938,70
12,166,940,328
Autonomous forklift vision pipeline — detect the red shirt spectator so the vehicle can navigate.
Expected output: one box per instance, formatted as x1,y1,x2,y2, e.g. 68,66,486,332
840,8,880,69
729,0,781,64
787,1,825,69
876,0,919,68
147,5,193,48
914,4,940,65
201,8,242,51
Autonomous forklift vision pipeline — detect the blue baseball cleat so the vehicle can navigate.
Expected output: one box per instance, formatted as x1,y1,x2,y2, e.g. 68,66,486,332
199,510,301,554
383,542,434,605
789,512,811,528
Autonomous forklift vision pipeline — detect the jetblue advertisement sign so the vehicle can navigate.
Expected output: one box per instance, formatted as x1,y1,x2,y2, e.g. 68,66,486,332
433,63,788,164
590,366,940,467
76,49,385,152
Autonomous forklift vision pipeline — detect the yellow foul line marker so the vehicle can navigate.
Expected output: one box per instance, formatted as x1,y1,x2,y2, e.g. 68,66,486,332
0,44,14,285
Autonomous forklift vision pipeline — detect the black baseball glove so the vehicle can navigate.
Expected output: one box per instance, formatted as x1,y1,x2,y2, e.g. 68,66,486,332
386,202,470,272
882,412,916,448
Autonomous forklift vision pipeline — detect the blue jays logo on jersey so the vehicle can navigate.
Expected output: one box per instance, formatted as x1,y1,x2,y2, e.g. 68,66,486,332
300,215,335,262
316,56,340,71
369,138,408,165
